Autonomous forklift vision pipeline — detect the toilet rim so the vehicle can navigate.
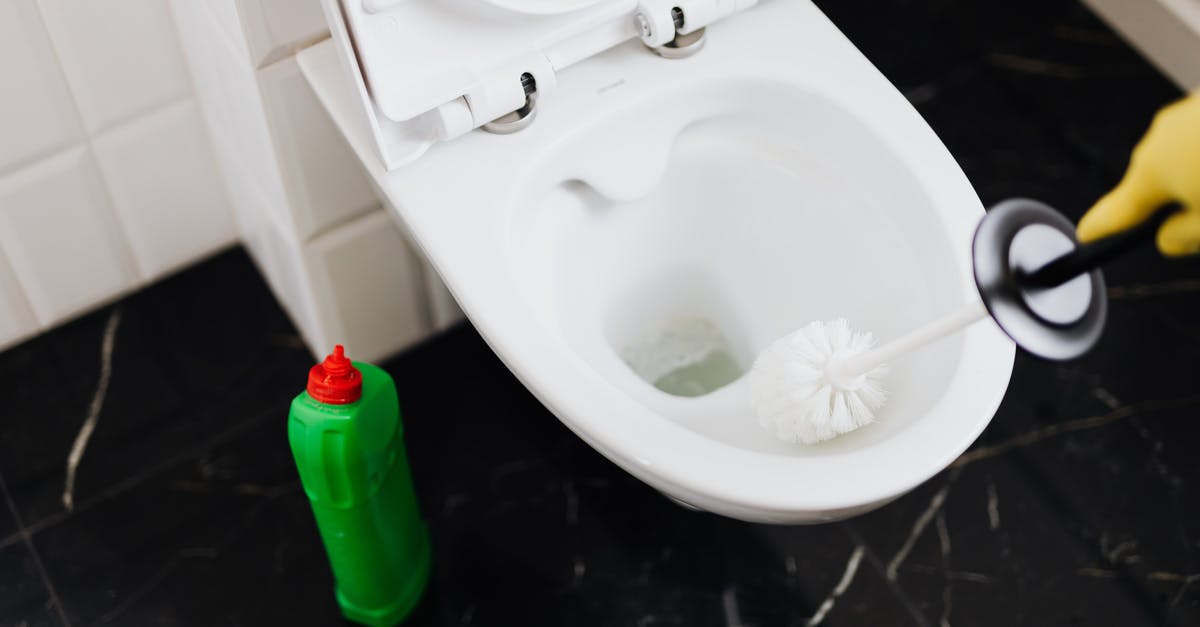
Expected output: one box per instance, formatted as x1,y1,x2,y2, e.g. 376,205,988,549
385,78,1015,518
419,101,1014,516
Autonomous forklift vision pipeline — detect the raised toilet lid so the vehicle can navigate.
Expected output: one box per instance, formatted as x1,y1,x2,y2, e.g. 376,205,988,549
480,0,608,14
328,0,758,168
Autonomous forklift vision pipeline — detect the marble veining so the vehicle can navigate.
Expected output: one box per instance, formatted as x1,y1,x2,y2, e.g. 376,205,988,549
1,0,1199,625
62,308,121,511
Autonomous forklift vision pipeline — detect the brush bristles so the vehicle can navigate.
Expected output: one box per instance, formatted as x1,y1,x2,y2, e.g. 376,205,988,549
749,319,888,444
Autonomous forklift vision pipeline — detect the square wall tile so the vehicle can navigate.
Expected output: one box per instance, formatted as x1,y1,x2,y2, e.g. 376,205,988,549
207,131,272,243
259,218,320,348
238,207,433,363
200,0,253,60
258,57,377,239
94,100,236,280
170,0,243,141
0,0,83,174
212,55,290,218
0,247,39,351
171,0,290,221
237,0,329,67
0,148,138,324
205,130,325,350
38,0,192,133
305,209,429,362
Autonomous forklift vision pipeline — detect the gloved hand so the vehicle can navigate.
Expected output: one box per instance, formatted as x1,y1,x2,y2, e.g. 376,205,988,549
1077,92,1200,256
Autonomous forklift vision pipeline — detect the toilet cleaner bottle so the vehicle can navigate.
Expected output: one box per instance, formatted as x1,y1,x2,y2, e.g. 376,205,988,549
288,345,431,626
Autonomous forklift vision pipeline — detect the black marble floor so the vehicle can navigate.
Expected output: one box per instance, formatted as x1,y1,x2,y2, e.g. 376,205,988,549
2,0,1199,625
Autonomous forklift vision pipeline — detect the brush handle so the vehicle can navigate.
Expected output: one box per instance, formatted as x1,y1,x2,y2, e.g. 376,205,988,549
1018,207,1172,288
833,300,988,380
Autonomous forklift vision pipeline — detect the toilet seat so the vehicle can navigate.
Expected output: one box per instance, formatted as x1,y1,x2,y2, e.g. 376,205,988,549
303,0,1015,522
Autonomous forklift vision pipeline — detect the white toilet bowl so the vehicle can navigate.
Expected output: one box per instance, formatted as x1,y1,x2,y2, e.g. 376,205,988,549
304,0,1015,522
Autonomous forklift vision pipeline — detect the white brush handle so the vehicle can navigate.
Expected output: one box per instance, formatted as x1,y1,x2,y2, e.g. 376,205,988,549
833,299,989,380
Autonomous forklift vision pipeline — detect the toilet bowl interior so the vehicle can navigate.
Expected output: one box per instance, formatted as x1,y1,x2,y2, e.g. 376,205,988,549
511,80,972,457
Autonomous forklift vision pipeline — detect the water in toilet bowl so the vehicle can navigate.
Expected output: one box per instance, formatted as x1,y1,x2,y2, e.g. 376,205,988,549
619,316,744,397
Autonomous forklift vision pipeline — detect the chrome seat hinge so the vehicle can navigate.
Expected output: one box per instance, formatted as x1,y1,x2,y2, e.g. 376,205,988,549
634,0,758,58
470,53,554,136
483,72,539,134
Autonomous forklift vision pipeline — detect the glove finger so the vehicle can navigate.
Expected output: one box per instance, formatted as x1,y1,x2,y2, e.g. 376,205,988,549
1157,210,1200,257
1077,166,1169,243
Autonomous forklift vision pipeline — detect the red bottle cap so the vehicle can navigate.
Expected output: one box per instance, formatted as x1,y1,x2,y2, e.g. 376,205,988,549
307,345,363,404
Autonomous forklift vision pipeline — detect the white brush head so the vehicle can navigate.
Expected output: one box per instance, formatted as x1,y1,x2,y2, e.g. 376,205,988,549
749,319,888,444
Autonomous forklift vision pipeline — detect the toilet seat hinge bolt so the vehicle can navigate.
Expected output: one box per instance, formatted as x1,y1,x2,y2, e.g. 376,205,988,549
637,4,706,59
636,13,653,39
482,73,538,135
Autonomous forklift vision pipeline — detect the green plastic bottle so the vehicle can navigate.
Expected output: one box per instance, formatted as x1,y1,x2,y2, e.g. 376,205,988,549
288,345,431,626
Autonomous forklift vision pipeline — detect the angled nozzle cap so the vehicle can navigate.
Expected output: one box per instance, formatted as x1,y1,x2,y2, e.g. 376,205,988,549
307,345,362,404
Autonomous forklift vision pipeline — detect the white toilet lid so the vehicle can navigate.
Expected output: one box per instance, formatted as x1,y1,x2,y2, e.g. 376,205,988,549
337,0,638,123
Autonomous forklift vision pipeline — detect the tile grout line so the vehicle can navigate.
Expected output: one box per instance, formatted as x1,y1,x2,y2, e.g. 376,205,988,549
841,522,934,627
0,307,292,626
28,0,147,283
0,390,291,624
25,537,72,627
0,471,72,627
22,399,287,540
0,468,23,534
0,530,19,550
886,469,960,581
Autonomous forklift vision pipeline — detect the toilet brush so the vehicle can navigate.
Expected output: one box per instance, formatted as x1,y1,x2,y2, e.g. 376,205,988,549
750,198,1170,445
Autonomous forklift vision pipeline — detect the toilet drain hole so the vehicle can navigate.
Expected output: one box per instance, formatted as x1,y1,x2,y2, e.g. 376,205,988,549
620,316,743,397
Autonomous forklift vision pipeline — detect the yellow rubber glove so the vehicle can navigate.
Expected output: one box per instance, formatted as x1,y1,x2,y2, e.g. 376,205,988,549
1077,92,1200,256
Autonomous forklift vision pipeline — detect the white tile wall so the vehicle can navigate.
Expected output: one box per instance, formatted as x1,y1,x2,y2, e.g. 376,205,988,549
304,209,429,362
0,0,442,359
238,203,430,363
237,0,330,68
0,0,457,360
258,57,377,239
204,0,255,56
208,130,276,254
0,0,237,351
177,5,372,243
93,101,236,279
37,0,193,133
0,252,38,349
171,0,459,362
0,148,138,324
257,214,321,345
175,1,291,219
0,0,83,173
